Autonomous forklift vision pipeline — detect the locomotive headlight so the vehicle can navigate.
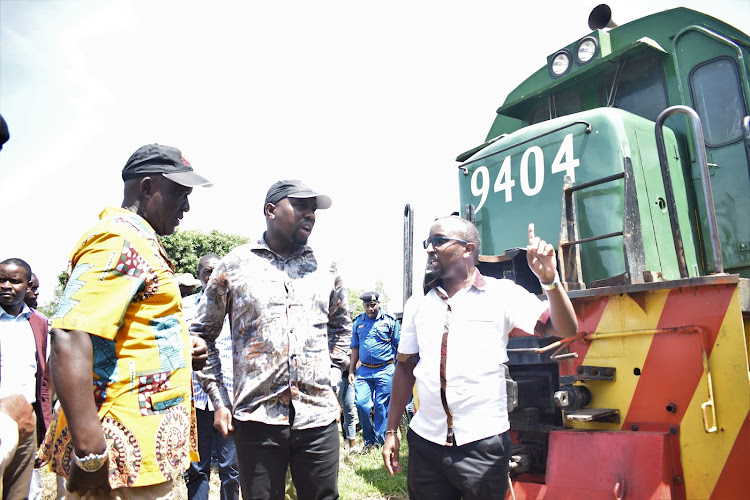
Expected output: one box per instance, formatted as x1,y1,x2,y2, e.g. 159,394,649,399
575,36,599,65
549,50,572,78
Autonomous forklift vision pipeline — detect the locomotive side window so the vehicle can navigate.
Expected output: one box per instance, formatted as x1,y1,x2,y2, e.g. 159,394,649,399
689,57,746,147
597,57,668,122
529,93,582,124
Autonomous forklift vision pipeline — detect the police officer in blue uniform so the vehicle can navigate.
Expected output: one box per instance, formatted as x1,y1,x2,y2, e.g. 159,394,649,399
348,291,400,452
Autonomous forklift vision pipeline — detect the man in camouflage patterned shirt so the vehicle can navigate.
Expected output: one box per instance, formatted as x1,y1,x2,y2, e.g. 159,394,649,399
191,180,351,500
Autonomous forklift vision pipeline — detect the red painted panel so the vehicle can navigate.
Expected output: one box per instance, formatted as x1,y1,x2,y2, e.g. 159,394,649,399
508,430,675,499
709,412,750,499
623,285,735,426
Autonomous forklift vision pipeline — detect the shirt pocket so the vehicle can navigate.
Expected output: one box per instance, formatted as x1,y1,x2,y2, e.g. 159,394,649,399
147,386,187,413
450,317,502,377
375,323,392,342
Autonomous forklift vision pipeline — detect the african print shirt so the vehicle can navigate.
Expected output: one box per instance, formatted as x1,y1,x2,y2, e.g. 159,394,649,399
39,207,198,488
191,235,352,430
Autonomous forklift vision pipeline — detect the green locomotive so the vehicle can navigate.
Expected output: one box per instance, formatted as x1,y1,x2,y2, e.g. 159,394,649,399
449,5,750,498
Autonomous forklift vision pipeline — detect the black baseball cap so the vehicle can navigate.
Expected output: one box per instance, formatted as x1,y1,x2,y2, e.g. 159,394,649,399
122,144,212,187
264,180,332,211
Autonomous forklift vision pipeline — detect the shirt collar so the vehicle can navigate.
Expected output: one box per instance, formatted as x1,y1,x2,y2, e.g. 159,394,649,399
0,302,31,320
99,207,158,241
428,267,487,294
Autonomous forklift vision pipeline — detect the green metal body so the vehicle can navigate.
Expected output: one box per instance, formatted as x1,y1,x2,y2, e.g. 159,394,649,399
457,7,750,286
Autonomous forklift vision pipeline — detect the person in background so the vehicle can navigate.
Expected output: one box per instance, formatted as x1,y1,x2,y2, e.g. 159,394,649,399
23,274,40,311
348,292,399,454
184,253,239,500
38,143,211,498
176,273,201,299
0,258,52,500
337,310,357,453
192,179,351,500
22,271,50,500
383,217,578,500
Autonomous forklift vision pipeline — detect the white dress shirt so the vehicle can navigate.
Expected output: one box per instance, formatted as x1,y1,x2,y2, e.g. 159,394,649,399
0,303,38,405
399,273,548,446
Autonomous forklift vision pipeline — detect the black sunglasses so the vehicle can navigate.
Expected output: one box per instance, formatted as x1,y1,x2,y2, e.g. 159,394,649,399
422,236,469,249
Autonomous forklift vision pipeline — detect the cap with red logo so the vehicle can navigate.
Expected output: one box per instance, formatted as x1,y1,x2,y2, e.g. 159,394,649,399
122,143,212,187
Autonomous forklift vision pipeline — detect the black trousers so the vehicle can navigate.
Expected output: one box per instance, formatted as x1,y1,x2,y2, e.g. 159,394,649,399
406,428,511,500
233,417,339,500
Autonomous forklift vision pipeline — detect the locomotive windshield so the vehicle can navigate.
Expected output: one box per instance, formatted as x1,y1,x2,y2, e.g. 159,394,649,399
597,56,668,122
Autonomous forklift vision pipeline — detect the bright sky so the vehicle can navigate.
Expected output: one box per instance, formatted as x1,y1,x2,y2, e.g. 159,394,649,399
1,0,749,310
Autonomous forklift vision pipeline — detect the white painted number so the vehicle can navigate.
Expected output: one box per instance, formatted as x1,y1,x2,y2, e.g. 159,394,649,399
471,166,490,212
520,146,544,196
551,133,580,182
470,133,580,210
494,155,515,202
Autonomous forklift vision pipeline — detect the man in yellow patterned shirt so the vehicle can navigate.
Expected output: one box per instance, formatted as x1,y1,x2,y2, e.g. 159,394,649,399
39,144,211,499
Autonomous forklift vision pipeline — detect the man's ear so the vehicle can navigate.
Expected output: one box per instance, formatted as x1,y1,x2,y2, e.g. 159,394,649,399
139,176,154,198
265,202,276,219
464,243,476,259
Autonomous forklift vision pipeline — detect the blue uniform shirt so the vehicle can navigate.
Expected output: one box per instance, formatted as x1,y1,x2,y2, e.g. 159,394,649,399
351,309,400,365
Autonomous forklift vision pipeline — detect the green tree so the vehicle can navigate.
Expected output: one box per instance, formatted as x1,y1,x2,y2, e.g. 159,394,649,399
38,270,68,318
346,280,392,321
347,287,365,319
374,279,390,313
160,229,251,275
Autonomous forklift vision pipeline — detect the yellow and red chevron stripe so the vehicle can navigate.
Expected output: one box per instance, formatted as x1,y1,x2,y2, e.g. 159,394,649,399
512,275,750,499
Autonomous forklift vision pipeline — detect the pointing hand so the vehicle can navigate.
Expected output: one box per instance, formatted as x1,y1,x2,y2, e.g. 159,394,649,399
526,223,557,285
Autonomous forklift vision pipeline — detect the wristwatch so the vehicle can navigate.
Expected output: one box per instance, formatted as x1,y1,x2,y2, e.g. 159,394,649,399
540,273,561,292
72,442,110,472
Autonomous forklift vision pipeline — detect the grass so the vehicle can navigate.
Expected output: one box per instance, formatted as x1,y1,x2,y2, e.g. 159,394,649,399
41,431,409,499
338,435,409,500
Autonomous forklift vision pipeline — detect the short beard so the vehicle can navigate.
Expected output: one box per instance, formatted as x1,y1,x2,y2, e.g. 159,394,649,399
291,232,309,247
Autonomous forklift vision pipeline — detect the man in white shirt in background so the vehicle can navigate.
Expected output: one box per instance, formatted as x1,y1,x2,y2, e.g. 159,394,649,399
0,258,44,500
184,254,239,500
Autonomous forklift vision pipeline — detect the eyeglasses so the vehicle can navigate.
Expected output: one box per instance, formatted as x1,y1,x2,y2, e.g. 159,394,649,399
422,236,469,249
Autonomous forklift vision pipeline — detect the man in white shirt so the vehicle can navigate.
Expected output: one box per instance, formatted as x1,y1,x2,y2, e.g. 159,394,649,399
0,258,43,500
382,217,578,500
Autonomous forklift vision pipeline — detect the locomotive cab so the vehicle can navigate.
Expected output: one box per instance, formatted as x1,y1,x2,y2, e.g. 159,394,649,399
459,6,750,286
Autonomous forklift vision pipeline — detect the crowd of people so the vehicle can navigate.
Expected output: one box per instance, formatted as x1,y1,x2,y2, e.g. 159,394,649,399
0,114,578,500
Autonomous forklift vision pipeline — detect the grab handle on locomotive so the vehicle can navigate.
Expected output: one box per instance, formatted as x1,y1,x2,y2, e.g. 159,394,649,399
655,105,724,275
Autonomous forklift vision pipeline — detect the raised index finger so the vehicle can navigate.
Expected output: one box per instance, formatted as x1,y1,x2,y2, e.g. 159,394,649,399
528,223,536,245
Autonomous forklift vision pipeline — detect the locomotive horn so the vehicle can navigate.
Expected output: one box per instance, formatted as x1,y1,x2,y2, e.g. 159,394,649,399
588,4,618,30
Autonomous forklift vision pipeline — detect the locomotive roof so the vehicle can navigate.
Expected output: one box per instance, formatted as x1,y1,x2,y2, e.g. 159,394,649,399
497,7,750,120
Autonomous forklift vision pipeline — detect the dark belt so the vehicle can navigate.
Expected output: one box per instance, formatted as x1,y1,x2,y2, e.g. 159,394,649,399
361,359,395,369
